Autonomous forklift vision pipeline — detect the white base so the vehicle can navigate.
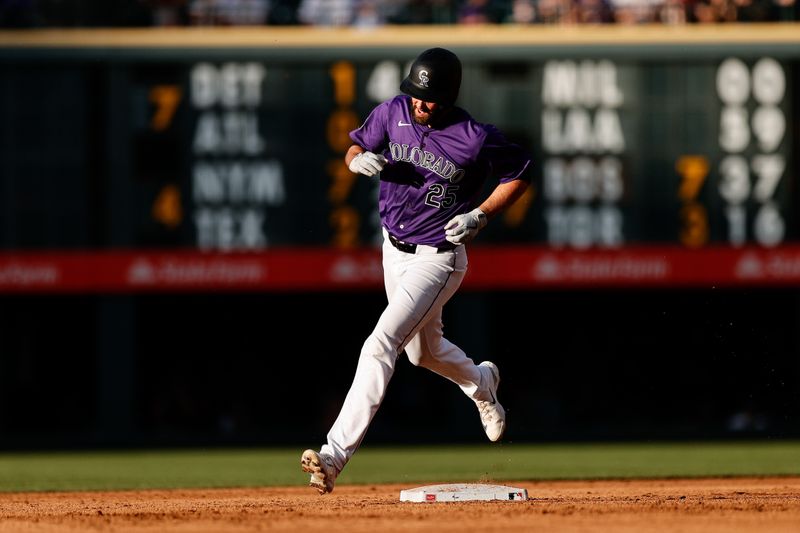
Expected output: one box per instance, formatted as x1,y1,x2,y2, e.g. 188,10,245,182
400,483,528,503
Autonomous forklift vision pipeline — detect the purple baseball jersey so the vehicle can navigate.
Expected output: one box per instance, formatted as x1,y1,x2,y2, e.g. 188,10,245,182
350,95,531,248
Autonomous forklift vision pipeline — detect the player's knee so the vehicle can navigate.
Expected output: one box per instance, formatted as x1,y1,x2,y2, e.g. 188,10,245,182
407,351,433,367
405,340,433,367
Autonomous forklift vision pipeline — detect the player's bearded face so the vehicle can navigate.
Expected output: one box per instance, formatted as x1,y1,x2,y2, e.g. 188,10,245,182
410,98,441,125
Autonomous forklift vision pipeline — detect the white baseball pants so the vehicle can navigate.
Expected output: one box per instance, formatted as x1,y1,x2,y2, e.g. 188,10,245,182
320,232,493,473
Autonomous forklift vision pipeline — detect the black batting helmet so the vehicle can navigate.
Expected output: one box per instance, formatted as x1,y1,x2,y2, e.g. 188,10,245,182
400,48,462,106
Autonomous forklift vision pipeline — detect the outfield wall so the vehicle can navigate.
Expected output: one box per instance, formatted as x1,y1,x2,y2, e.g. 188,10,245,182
0,26,798,447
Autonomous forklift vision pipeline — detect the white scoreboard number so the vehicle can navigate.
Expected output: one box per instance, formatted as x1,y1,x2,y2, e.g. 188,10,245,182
716,57,787,247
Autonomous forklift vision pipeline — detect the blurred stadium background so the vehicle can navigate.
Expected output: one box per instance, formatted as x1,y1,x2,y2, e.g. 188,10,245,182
0,1,798,454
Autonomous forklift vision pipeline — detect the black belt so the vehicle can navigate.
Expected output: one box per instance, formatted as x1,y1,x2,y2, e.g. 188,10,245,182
387,232,453,254
387,232,418,253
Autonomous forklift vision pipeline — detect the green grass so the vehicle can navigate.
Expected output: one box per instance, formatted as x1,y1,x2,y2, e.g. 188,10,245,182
0,441,798,492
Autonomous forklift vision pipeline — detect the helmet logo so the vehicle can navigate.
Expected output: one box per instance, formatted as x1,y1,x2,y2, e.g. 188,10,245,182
418,69,429,88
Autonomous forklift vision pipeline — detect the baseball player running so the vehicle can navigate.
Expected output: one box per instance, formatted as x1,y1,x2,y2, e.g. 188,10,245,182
302,48,532,494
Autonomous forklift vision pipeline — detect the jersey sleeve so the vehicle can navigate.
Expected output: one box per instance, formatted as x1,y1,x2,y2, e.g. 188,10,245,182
480,125,532,184
349,100,390,152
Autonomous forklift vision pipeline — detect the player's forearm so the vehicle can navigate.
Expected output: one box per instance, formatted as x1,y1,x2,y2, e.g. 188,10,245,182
478,179,530,219
345,145,365,167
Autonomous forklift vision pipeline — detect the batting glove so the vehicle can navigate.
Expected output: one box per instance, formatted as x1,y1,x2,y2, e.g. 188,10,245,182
349,151,387,177
444,208,488,245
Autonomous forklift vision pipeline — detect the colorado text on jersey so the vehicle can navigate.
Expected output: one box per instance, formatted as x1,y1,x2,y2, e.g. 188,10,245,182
388,142,465,183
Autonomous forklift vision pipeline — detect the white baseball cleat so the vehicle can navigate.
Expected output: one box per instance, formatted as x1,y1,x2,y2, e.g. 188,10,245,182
301,449,338,495
476,361,506,442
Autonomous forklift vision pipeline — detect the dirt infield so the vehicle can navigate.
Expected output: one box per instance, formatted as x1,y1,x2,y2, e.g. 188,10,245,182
1,477,798,532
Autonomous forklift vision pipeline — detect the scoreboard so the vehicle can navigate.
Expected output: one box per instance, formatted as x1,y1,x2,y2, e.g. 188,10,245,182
0,26,799,291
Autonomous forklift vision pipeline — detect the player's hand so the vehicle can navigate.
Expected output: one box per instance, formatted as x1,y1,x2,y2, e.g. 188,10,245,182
349,151,387,177
444,208,487,245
